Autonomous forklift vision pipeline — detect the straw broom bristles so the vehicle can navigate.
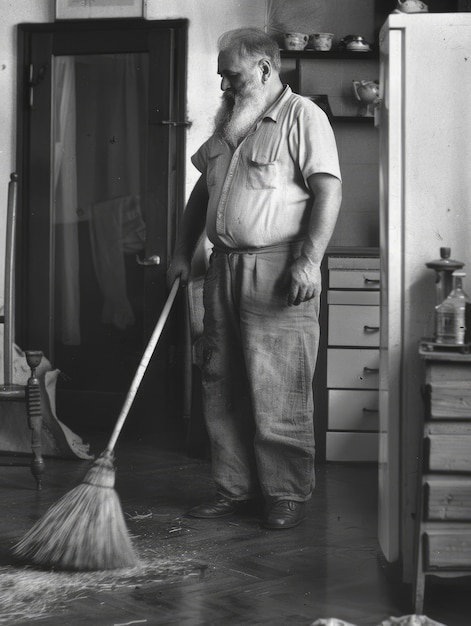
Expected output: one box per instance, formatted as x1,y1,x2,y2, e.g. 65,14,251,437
12,451,138,570
12,279,180,572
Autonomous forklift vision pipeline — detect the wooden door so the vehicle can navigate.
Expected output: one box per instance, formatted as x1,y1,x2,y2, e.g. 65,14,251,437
16,20,187,434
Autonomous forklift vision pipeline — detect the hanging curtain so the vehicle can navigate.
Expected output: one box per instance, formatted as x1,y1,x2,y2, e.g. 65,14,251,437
53,56,81,346
79,53,147,206
76,53,148,330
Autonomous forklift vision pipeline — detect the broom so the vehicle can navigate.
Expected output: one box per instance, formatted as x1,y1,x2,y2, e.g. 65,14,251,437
12,277,180,571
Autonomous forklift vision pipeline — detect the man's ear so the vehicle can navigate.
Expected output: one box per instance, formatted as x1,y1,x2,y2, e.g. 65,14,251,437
259,59,271,82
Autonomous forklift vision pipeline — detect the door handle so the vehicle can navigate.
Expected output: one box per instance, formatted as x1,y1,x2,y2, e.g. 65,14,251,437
363,325,380,333
28,64,47,110
158,120,192,127
136,254,161,266
363,367,379,374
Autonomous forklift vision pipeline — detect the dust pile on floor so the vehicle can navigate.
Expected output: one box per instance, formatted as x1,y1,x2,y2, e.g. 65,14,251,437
0,556,204,624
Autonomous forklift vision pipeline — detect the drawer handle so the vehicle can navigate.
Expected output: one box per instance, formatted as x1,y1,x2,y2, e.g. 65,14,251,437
364,277,380,285
362,407,379,414
363,367,379,374
363,325,380,333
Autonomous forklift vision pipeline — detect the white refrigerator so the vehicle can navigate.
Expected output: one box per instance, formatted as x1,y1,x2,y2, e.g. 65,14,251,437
378,13,471,582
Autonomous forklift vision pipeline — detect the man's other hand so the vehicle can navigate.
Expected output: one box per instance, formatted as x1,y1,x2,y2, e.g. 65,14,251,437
288,255,322,306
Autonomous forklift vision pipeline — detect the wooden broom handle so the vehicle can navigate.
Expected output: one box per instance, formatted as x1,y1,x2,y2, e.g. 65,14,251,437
3,173,18,386
106,277,181,453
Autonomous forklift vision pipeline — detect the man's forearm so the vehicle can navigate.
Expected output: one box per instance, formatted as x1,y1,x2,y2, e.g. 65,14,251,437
302,173,342,265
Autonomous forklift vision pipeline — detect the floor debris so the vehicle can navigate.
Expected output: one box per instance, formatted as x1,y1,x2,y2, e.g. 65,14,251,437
0,557,201,624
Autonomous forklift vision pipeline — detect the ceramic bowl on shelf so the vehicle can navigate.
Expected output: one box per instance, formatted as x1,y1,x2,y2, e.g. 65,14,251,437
283,32,309,51
311,33,334,52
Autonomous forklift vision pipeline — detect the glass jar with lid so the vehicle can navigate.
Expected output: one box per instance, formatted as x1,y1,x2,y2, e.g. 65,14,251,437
434,270,468,345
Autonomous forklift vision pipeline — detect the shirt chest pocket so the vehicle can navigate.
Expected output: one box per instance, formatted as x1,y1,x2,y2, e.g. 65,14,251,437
246,152,278,190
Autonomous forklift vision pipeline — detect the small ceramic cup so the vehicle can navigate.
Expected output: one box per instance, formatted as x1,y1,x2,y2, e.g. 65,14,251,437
283,32,309,51
312,33,334,51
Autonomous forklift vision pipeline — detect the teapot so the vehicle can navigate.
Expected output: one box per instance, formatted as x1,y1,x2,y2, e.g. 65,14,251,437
394,0,429,13
352,80,380,116
340,35,371,52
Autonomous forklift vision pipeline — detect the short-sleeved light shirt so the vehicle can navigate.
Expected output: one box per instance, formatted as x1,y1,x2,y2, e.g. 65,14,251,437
191,85,341,249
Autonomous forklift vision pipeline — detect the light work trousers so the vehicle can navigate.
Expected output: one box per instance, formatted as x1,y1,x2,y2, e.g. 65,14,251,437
201,243,320,503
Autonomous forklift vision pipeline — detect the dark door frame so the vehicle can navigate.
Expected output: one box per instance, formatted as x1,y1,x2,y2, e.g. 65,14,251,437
15,19,188,433
15,18,188,351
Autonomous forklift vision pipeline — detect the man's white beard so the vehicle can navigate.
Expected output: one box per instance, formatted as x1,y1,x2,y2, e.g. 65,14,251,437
214,85,266,148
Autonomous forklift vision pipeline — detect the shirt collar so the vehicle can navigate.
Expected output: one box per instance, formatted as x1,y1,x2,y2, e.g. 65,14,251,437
262,85,292,123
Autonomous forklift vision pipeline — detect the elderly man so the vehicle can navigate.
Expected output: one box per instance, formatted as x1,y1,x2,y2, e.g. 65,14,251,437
167,27,342,529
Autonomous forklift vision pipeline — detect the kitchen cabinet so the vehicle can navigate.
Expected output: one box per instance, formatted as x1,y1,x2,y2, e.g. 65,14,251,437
413,350,471,613
315,249,380,463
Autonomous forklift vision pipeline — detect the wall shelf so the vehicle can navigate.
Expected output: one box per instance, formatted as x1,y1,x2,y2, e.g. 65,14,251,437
280,47,379,120
281,50,379,60
330,116,375,124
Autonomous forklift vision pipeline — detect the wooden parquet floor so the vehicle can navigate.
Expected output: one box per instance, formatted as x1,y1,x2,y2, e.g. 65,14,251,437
0,431,470,626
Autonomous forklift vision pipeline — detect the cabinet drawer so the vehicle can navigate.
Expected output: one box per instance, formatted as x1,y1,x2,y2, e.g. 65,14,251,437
425,477,471,520
328,290,380,305
424,531,471,570
328,256,380,271
328,390,379,431
327,349,379,389
429,382,471,420
328,305,380,347
427,435,471,472
329,269,380,290
326,432,378,462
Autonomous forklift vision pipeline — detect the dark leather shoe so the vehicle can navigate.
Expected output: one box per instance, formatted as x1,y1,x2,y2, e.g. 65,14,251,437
263,500,306,530
187,494,239,519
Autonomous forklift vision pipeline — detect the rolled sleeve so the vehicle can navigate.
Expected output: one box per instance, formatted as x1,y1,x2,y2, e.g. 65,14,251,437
294,102,342,184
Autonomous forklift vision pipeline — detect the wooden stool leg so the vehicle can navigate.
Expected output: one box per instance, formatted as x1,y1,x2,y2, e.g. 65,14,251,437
413,537,426,614
25,351,45,489
413,444,426,614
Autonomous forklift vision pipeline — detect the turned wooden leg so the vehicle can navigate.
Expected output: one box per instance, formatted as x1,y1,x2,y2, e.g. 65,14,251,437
25,350,45,490
413,535,426,614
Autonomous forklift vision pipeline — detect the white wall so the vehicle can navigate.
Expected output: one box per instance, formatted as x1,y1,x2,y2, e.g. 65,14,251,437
0,0,54,305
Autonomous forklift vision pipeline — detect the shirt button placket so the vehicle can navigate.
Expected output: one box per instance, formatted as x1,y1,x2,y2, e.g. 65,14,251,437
216,149,240,238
